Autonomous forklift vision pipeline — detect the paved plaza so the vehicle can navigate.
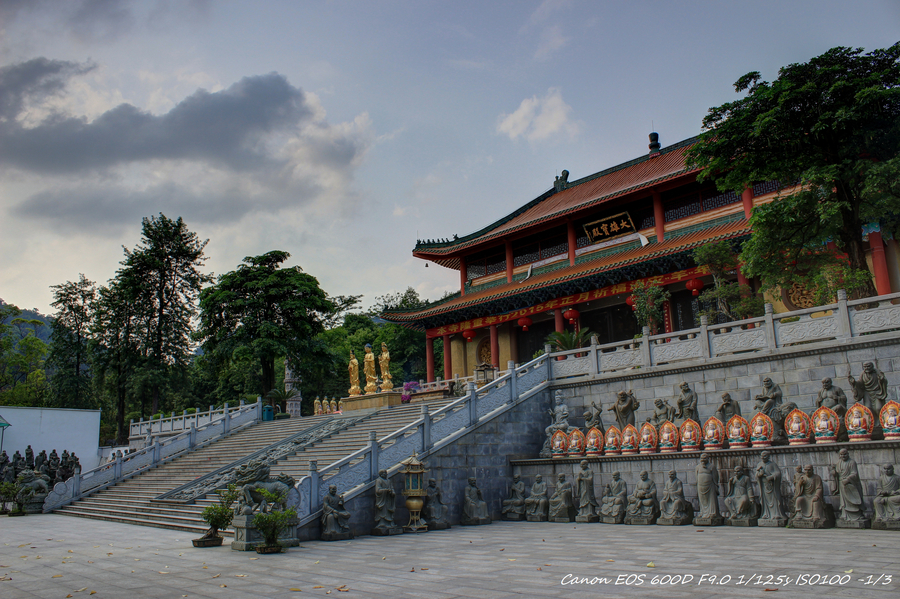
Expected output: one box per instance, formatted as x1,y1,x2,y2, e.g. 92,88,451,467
1,515,898,598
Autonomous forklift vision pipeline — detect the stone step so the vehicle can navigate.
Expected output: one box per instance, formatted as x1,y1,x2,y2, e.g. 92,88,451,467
57,507,218,536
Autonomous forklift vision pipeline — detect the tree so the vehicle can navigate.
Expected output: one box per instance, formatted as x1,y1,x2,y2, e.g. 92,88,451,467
119,214,211,413
630,281,670,334
692,241,763,323
196,251,334,398
47,274,96,409
686,44,900,299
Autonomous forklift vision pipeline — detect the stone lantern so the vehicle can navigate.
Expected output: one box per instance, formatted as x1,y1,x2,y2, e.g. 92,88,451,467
474,362,496,388
400,453,427,533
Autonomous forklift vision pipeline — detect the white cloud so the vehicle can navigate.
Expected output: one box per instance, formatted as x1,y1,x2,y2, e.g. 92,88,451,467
496,88,579,142
534,24,569,61
521,0,572,32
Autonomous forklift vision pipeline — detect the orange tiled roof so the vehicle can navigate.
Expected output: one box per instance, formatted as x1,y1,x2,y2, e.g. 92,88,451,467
386,217,749,325
414,137,699,266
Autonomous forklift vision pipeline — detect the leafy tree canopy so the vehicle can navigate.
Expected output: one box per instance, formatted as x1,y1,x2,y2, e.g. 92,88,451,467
686,44,900,298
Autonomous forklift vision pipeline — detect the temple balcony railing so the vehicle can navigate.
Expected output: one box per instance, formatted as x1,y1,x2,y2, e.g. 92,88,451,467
291,354,551,527
128,401,252,441
548,289,900,382
44,400,262,513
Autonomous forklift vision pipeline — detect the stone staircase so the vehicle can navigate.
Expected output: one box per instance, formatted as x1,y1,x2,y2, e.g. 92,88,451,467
55,400,448,535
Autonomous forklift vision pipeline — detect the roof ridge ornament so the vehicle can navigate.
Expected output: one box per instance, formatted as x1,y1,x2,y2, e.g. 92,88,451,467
649,132,661,157
554,169,569,192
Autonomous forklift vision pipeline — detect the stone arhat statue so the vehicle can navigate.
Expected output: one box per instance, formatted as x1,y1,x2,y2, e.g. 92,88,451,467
848,362,888,413
625,470,659,524
675,382,697,422
501,474,526,520
694,452,723,525
715,393,742,423
540,391,574,458
321,485,353,541
525,474,549,521
724,464,757,524
873,464,900,529
575,460,599,522
608,390,640,430
373,469,401,535
792,465,831,528
659,470,691,525
755,450,786,526
599,471,627,523
831,448,868,527
548,473,575,522
424,478,449,530
461,477,490,525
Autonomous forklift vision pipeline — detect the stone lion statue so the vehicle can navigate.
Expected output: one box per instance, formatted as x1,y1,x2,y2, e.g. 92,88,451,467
234,460,296,515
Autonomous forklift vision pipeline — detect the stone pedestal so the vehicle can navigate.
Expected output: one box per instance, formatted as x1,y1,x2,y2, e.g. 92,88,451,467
835,518,870,529
872,520,900,530
575,514,599,523
727,517,758,527
231,515,299,551
504,512,524,521
625,515,658,525
428,521,451,530
371,524,403,535
321,530,353,541
460,517,492,526
792,518,832,529
693,516,724,526
526,514,548,522
24,498,46,514
601,515,625,524
341,392,404,412
657,515,692,526
551,516,574,523
758,518,788,527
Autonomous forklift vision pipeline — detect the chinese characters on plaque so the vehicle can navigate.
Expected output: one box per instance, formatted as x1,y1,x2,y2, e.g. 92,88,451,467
582,212,636,244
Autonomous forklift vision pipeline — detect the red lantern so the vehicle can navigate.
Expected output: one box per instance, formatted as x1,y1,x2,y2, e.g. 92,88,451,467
685,278,704,297
462,329,477,343
563,308,579,324
625,295,636,311
517,316,533,331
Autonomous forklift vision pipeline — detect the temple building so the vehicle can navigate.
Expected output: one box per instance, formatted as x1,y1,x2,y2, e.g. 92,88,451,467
382,134,900,382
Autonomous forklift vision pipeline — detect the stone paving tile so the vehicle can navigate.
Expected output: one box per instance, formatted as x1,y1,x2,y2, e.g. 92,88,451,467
2,515,899,598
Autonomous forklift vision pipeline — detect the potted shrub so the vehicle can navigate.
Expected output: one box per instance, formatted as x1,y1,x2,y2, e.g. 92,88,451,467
194,484,239,547
251,489,296,554
0,481,17,515
8,481,30,517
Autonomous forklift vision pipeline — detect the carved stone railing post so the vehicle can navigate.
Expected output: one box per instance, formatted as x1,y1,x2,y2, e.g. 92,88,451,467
308,460,319,512
588,336,599,377
699,315,711,359
641,326,651,367
507,361,518,401
72,473,81,497
368,431,379,481
114,454,122,480
224,409,231,434
189,424,197,450
256,398,262,421
836,289,852,338
764,303,776,349
544,345,553,380
421,405,431,451
152,440,161,466
467,382,478,426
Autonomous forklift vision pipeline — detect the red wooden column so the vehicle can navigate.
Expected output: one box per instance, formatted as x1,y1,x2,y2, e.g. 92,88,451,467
567,220,577,266
741,187,754,220
652,190,665,242
459,256,467,296
505,240,514,283
490,325,499,368
554,308,564,333
869,230,892,295
509,323,519,364
425,337,435,383
442,334,452,380
663,300,673,334
736,267,750,288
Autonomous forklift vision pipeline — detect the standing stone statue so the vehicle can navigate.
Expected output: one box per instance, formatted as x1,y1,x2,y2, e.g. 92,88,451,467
714,393,742,423
525,474,549,521
363,344,378,395
646,398,676,427
675,382,698,422
792,465,832,528
575,460,599,522
755,450,786,526
817,377,848,442
599,471,628,523
608,390,640,430
373,469,401,535
34,450,46,472
461,477,490,525
831,448,868,528
25,445,34,469
694,452,723,525
754,378,791,444
540,391,574,458
378,342,393,393
321,485,353,541
625,470,659,524
423,478,449,530
658,470,691,525
848,361,888,414
873,464,900,529
548,473,575,522
724,464,758,525
348,351,361,397
582,400,605,435
501,474,527,520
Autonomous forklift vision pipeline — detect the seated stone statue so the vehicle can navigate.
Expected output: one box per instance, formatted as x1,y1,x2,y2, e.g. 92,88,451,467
462,477,490,525
675,382,697,422
873,464,900,529
321,485,353,540
423,478,449,530
625,470,659,523
582,400,605,435
792,465,831,528
659,470,691,524
714,393,741,424
501,475,526,520
646,398,677,427
525,475,549,521
599,471,627,522
548,473,575,522
724,464,758,523
540,391,574,458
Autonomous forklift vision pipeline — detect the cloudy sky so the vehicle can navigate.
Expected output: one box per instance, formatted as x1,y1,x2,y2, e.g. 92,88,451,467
1,0,898,314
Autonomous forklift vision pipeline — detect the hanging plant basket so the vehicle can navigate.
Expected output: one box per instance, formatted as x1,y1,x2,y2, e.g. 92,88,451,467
255,544,283,554
192,537,224,548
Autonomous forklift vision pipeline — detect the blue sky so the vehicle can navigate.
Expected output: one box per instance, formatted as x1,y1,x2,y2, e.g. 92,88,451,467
1,0,898,314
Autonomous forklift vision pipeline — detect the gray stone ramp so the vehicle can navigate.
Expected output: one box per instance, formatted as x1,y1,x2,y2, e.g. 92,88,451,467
2,515,898,598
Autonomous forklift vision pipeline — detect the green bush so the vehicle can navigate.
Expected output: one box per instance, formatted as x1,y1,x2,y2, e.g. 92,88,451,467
251,489,296,548
200,484,239,539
